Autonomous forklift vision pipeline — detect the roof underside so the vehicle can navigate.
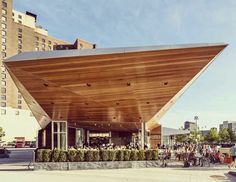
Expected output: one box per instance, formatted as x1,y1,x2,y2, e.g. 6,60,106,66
4,43,227,131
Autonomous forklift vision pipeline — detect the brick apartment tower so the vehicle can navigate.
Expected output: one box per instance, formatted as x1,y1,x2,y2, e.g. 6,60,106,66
0,0,95,116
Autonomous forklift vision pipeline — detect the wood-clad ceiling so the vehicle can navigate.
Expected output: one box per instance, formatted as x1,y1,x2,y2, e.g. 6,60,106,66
4,44,227,131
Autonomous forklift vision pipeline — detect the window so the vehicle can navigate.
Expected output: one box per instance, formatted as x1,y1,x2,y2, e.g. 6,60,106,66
42,44,45,48
18,28,22,32
18,105,22,109
52,121,68,150
1,23,6,29
35,47,39,51
18,39,22,44
18,94,22,99
35,42,39,46
15,110,19,115
1,109,6,115
2,52,6,58
42,39,45,43
18,100,22,104
2,45,6,51
2,2,7,8
18,44,22,49
18,34,22,38
35,36,39,41
1,81,6,86
1,66,6,72
1,73,6,79
80,43,83,49
18,14,22,19
12,12,14,16
2,9,7,15
2,30,6,36
48,40,51,45
1,102,6,107
2,38,6,43
1,95,6,100
1,16,6,22
18,20,22,24
1,88,6,94
48,45,52,50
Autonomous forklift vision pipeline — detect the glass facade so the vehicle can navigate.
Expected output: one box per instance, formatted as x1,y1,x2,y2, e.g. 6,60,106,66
52,121,67,150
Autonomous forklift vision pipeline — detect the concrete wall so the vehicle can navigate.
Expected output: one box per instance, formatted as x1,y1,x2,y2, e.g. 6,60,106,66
34,161,159,170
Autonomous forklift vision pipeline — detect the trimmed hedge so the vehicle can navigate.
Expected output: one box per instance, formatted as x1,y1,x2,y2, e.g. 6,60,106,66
116,150,124,161
35,149,158,162
68,149,77,162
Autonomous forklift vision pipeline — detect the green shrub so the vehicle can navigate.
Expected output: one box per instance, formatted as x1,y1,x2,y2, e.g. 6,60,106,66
93,150,100,161
58,151,67,162
100,149,109,161
67,149,77,162
36,148,159,162
42,149,52,162
152,150,158,160
76,149,84,162
137,150,145,160
130,150,138,161
116,150,124,161
84,150,94,161
35,149,43,162
51,149,60,162
145,150,153,160
108,150,117,161
123,150,131,161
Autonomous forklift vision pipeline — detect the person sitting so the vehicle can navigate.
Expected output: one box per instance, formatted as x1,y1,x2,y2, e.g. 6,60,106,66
188,151,197,166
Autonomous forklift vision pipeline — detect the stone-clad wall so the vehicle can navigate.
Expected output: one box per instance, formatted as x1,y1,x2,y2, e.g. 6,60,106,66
34,161,159,170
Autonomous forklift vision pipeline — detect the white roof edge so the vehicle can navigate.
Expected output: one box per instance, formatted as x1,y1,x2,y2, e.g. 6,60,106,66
4,43,227,62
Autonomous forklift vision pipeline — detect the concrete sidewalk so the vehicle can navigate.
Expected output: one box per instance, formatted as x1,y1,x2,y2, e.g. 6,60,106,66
0,167,236,182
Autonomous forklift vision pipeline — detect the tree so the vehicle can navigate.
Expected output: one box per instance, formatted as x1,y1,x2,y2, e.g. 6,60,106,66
205,128,219,143
189,129,201,144
175,134,188,143
219,128,230,143
228,129,236,143
0,127,5,141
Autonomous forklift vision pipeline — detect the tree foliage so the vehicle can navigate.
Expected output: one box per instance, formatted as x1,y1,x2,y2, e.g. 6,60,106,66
0,127,5,140
228,129,236,142
219,128,230,143
175,134,188,143
205,128,219,143
189,129,201,144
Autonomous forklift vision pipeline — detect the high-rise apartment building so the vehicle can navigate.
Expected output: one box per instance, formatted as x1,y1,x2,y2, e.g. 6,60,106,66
0,0,95,116
184,121,197,131
219,121,236,134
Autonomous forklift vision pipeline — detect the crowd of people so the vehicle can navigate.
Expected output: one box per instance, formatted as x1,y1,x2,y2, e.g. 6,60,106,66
159,143,236,168
70,141,236,168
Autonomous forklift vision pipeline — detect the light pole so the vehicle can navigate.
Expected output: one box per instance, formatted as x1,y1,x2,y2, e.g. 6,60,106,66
194,116,199,130
194,116,199,143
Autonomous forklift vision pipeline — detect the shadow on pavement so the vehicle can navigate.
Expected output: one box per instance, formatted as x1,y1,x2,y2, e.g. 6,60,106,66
224,173,236,182
0,168,34,171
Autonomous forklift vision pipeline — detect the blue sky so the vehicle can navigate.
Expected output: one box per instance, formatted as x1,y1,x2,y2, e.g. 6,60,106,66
14,0,236,129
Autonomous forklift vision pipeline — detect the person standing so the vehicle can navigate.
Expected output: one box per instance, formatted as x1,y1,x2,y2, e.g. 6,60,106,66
229,143,236,169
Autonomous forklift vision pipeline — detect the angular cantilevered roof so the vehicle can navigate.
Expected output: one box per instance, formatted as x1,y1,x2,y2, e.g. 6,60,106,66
4,43,227,131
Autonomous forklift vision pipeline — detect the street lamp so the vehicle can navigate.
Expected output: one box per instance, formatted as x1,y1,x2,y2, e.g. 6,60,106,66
194,116,199,129
194,116,199,143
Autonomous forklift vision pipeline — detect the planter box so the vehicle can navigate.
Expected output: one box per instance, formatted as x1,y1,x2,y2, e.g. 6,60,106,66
34,160,159,170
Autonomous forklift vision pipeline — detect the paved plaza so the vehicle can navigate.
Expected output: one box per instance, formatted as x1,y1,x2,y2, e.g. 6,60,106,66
0,167,236,182
0,148,236,182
